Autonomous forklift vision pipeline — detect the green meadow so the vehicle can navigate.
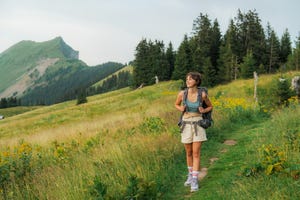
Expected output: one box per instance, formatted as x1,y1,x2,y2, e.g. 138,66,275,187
0,72,299,199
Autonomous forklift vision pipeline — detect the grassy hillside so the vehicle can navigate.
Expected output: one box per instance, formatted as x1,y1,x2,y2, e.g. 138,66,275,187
0,72,299,199
91,65,133,87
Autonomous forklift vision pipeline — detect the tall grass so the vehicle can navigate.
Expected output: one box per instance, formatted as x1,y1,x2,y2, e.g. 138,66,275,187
217,105,300,200
0,72,299,199
188,96,300,198
0,81,185,199
1,133,183,199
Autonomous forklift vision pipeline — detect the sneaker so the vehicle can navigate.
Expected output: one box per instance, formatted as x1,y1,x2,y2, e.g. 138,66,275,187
190,178,199,192
184,173,193,186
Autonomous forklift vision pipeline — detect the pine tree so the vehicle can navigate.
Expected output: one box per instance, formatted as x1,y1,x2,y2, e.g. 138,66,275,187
235,9,266,66
276,78,292,106
76,90,87,105
172,35,193,81
227,20,240,59
0,98,8,108
133,39,169,86
218,41,238,82
218,20,239,82
241,51,256,78
166,42,175,80
265,23,280,73
192,13,212,72
287,34,300,70
150,40,169,82
202,57,214,87
117,71,132,89
133,39,151,87
279,29,292,64
210,19,222,85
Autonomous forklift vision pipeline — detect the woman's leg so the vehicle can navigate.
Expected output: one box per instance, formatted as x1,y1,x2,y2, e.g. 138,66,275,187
184,143,193,186
190,141,202,192
192,141,202,171
184,143,193,167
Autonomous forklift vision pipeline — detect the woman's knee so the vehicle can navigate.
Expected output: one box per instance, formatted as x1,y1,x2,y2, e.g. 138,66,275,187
193,151,200,159
185,144,193,157
186,149,193,157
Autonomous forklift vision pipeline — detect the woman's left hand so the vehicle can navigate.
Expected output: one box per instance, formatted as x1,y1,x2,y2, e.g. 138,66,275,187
199,107,205,113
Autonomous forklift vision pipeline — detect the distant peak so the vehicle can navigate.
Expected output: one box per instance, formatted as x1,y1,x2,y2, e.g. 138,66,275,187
50,36,79,60
0,36,79,60
53,36,64,43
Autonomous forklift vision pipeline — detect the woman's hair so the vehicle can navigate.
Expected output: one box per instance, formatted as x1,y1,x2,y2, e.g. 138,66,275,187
186,72,202,87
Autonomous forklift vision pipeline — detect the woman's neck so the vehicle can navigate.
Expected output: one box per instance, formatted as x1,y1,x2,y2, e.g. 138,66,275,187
188,86,198,93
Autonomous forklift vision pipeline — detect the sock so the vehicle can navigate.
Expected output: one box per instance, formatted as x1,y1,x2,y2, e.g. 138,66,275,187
188,166,193,174
192,171,199,179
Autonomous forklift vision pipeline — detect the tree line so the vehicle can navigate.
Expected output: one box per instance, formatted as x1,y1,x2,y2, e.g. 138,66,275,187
20,61,123,106
132,9,300,88
0,61,128,108
0,97,19,109
0,59,123,108
87,71,132,95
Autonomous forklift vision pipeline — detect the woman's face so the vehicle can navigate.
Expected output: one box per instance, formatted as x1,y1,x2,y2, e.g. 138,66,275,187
186,75,197,88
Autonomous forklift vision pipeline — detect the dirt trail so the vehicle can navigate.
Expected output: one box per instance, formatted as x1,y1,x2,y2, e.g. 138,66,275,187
199,139,237,180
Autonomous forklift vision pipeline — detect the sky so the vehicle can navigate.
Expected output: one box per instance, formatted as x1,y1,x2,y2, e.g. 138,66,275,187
0,0,299,66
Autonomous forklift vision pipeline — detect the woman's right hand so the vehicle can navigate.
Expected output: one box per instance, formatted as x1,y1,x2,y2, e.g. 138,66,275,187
179,105,186,112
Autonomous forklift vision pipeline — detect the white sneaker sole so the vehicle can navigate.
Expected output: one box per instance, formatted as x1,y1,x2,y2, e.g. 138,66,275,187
184,182,191,186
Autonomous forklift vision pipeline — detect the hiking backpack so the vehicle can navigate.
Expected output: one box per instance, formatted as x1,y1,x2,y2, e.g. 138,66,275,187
178,87,213,129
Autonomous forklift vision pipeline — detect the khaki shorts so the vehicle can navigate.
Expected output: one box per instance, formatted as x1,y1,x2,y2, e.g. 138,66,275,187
181,116,207,143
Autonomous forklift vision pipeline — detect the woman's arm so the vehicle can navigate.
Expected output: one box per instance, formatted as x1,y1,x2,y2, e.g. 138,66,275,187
199,91,213,113
175,91,185,112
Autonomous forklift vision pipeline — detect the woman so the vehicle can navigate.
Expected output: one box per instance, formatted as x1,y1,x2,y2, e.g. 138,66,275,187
174,72,213,192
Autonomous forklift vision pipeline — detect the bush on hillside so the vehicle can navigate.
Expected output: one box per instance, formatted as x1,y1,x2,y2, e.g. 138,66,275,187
76,90,88,105
276,77,293,106
258,76,294,109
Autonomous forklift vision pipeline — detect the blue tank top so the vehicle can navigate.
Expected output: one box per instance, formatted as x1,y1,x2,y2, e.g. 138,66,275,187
185,99,200,113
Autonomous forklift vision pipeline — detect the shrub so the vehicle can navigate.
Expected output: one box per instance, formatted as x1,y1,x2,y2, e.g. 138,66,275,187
258,76,293,108
243,144,287,177
275,78,293,106
124,175,157,200
83,134,101,153
89,174,107,200
51,141,71,163
0,141,35,196
259,144,287,175
139,117,166,134
76,90,88,105
284,129,300,152
0,150,11,191
12,141,33,178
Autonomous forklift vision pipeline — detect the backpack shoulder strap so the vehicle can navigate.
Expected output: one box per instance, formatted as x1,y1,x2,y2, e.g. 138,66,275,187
183,88,188,106
197,87,209,107
198,87,208,94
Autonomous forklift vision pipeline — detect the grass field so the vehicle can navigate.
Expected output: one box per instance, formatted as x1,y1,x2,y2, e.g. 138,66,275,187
0,72,299,199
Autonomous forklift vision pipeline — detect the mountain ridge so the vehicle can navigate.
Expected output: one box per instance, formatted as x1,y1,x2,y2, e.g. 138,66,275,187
0,37,124,105
0,37,80,94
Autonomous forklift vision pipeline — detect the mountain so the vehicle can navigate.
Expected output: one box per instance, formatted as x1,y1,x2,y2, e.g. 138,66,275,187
0,37,124,105
0,37,77,94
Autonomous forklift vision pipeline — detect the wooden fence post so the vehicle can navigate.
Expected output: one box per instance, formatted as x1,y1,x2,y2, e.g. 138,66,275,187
254,71,258,103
